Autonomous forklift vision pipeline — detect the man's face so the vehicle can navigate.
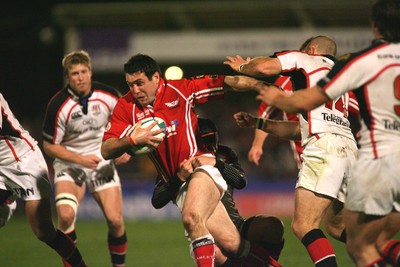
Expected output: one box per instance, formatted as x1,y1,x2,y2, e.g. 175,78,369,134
126,71,160,106
66,64,92,97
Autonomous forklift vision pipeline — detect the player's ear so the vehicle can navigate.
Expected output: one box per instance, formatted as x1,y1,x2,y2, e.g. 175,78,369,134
152,72,160,82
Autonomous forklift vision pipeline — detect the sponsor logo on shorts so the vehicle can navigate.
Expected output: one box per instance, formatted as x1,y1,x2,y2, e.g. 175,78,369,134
13,187,34,197
90,176,115,187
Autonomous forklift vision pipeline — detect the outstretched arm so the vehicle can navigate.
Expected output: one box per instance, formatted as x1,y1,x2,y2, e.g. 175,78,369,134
224,55,282,77
234,112,301,140
257,84,330,113
223,75,264,92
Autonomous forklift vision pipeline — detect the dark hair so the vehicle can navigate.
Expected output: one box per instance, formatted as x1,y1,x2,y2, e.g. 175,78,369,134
124,54,162,80
372,0,400,42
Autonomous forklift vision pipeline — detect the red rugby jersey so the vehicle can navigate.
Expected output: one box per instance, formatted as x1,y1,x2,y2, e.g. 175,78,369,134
103,75,226,182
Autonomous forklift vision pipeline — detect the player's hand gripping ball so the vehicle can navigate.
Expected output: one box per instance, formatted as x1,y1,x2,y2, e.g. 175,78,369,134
126,117,166,157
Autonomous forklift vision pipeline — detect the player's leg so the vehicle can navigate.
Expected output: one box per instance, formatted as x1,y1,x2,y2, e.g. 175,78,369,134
240,215,285,260
344,208,387,267
181,169,222,267
55,180,85,266
292,188,338,267
376,211,400,266
24,198,87,267
207,202,282,266
92,186,127,267
322,199,346,242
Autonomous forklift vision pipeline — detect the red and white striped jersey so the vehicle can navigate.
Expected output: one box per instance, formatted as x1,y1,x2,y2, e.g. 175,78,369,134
257,76,303,166
319,40,400,158
103,75,225,182
0,93,37,165
42,82,119,156
276,51,355,146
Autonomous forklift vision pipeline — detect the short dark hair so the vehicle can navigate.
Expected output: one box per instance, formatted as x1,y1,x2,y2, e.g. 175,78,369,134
124,54,162,80
372,0,400,42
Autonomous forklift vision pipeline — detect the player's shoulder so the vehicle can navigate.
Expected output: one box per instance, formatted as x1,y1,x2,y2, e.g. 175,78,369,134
47,87,70,109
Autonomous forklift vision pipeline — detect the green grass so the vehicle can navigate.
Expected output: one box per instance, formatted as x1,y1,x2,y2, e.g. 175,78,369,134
0,216,374,266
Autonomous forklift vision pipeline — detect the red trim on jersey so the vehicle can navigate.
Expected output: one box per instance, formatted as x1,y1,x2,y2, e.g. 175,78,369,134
323,44,389,92
5,139,19,161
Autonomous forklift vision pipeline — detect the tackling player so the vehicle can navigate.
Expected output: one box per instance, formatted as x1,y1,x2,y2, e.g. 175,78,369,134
151,117,285,266
251,0,400,265
0,93,87,267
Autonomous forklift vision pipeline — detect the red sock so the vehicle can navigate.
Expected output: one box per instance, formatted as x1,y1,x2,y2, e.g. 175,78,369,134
382,240,400,266
108,232,127,267
301,229,337,267
191,235,215,267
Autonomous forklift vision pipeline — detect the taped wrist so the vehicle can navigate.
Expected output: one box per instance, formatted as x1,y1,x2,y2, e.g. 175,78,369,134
215,159,247,189
256,118,266,130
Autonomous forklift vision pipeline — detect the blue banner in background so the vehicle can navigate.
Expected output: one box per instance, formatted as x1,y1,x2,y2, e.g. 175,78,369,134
77,180,296,220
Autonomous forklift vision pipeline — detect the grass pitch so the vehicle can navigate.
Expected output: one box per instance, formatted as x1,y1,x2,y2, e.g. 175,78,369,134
0,216,363,266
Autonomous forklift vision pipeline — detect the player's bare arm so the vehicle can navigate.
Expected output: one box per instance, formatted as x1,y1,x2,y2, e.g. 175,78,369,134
256,84,330,114
43,140,100,169
224,56,282,77
234,111,301,140
102,120,164,160
223,75,263,92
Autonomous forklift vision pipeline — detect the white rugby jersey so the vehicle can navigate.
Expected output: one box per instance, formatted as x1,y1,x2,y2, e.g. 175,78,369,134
276,51,355,145
0,93,37,165
319,39,400,158
42,82,119,156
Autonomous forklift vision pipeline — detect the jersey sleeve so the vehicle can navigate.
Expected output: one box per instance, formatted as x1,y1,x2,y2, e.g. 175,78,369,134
102,98,133,141
187,75,226,104
42,93,68,145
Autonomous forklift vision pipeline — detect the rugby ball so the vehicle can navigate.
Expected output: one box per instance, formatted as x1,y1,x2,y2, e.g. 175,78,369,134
126,117,166,157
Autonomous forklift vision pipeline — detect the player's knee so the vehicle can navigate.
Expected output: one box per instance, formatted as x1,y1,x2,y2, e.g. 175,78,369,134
55,193,78,230
106,213,125,233
182,210,202,233
291,219,309,239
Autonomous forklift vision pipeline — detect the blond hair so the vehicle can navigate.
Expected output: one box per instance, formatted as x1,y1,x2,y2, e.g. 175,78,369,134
62,50,91,75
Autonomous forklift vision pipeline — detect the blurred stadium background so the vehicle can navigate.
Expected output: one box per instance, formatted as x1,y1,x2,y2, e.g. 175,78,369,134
2,0,376,235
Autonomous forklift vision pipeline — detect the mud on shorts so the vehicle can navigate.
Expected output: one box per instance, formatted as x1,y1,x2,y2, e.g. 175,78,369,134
53,158,121,193
297,133,358,202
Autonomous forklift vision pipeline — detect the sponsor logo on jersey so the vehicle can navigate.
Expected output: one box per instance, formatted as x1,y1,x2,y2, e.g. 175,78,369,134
383,119,400,131
165,98,179,108
71,111,83,120
321,112,350,127
165,119,178,138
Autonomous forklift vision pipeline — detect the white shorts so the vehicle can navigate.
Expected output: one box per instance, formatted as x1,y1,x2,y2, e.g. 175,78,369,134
345,151,400,215
297,133,358,202
175,165,227,211
0,148,52,201
53,158,121,193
